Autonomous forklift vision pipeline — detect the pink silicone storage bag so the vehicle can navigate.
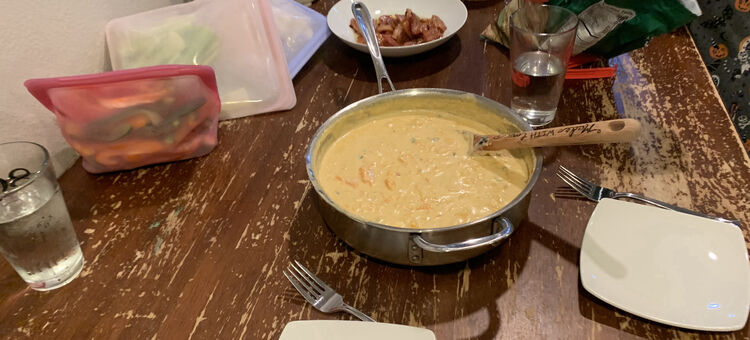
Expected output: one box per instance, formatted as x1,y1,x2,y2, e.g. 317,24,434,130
25,65,221,173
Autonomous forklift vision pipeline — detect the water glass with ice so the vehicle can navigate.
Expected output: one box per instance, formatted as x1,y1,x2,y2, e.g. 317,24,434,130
0,142,83,291
510,4,578,127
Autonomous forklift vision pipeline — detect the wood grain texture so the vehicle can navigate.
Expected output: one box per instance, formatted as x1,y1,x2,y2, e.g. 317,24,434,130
1,1,748,339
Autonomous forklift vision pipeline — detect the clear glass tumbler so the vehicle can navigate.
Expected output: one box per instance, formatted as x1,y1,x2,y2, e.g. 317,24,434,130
510,4,578,127
0,142,83,291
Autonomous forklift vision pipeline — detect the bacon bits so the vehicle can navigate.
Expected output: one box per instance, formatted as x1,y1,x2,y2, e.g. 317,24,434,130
349,9,446,47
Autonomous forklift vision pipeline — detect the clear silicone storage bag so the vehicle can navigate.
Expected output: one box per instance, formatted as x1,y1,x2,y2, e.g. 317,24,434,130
24,65,221,174
106,0,295,120
270,0,330,78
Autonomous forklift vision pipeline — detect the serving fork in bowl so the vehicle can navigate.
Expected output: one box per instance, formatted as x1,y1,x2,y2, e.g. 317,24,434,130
283,260,375,322
555,165,742,226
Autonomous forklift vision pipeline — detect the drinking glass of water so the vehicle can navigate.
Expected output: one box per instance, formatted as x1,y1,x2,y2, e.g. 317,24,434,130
0,142,83,291
510,4,578,127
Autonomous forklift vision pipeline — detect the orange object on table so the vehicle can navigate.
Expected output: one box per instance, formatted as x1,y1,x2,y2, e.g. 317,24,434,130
566,53,617,79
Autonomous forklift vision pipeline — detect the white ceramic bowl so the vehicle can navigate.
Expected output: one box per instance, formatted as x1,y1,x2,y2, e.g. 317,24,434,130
326,0,468,57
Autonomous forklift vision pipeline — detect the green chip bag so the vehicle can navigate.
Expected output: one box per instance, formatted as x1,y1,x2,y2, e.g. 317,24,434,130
482,0,701,58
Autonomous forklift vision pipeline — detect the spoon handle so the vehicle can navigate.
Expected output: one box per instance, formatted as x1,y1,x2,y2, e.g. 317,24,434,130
472,118,641,151
352,2,395,94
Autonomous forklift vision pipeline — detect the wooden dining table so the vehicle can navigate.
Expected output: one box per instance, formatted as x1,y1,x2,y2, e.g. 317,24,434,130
1,1,749,339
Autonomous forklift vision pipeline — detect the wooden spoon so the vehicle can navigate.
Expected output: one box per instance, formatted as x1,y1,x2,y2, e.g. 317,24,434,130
471,118,641,152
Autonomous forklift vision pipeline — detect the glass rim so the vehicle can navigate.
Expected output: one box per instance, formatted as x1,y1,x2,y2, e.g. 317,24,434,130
0,141,50,198
509,4,579,37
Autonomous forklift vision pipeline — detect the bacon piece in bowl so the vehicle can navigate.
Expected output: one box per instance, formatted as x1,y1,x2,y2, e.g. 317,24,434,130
348,9,446,47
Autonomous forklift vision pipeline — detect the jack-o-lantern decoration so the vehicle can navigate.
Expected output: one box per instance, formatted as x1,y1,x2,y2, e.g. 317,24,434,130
736,0,750,12
709,43,728,59
740,35,750,53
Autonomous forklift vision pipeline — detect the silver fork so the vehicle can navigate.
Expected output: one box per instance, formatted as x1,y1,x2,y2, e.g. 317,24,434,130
283,260,375,322
556,165,742,227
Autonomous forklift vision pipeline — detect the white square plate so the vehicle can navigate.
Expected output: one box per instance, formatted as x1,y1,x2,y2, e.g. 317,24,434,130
580,198,750,331
279,321,436,340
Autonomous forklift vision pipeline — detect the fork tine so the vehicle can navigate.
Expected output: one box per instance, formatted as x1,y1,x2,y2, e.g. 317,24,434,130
555,193,586,199
554,191,586,199
559,165,578,177
558,166,587,187
568,173,595,195
559,166,594,191
289,263,325,296
556,171,587,194
283,270,316,303
294,260,332,290
557,168,592,194
556,170,580,188
554,187,584,197
558,173,595,200
287,266,324,298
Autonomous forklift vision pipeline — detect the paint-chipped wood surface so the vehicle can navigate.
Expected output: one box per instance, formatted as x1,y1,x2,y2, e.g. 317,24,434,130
1,1,749,339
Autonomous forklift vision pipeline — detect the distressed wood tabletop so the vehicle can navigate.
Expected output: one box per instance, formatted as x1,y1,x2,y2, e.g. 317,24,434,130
1,1,749,339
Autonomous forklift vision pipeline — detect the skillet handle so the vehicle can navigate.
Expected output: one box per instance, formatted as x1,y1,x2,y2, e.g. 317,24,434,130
411,217,514,253
352,2,395,94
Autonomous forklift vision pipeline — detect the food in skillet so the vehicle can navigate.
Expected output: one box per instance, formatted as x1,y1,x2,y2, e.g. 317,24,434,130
317,111,530,229
349,9,447,46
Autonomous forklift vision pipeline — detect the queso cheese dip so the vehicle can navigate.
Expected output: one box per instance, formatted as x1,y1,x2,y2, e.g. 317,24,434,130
317,110,531,229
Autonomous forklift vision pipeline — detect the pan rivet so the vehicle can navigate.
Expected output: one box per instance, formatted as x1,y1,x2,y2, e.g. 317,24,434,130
411,255,420,262
410,245,418,251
